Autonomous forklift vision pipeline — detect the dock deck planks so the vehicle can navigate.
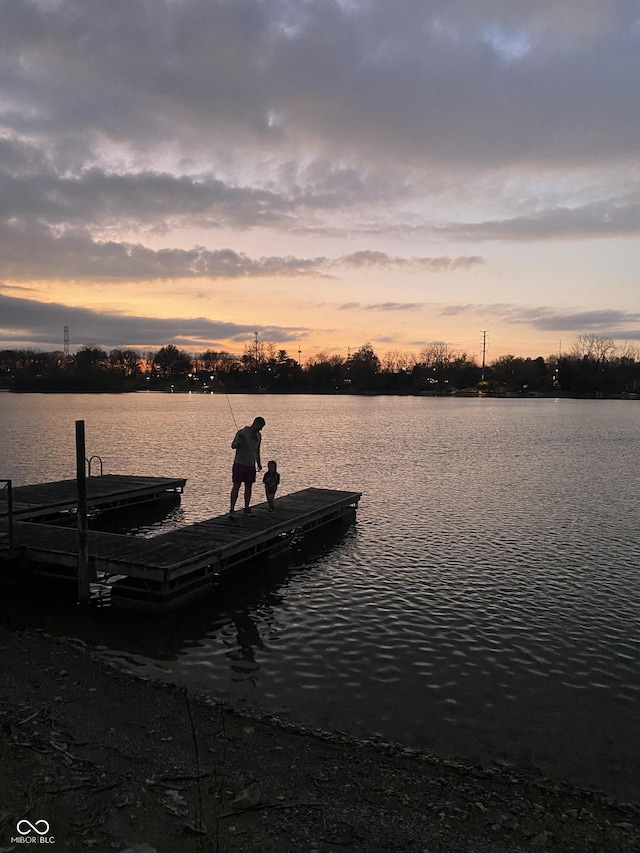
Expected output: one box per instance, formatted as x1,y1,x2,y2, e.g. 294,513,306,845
5,487,362,608
0,474,186,521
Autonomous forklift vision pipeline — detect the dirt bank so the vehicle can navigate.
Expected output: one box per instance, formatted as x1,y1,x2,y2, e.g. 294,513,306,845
0,626,638,852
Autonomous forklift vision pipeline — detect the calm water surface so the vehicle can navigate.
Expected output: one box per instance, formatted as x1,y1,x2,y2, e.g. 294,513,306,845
1,392,639,800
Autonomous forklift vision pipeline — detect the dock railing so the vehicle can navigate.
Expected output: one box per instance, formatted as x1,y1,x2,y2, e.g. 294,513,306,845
86,455,104,476
0,479,14,553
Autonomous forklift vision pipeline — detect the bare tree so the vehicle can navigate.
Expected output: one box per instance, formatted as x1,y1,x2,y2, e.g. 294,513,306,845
243,339,271,364
108,348,141,376
420,343,456,371
571,333,616,363
382,350,399,372
619,342,640,362
382,350,414,372
305,351,330,367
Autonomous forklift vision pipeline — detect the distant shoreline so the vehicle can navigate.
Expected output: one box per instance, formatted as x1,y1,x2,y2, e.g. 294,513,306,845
1,386,638,400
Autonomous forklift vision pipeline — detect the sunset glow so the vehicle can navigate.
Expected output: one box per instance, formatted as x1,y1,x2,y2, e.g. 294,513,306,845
1,1,639,365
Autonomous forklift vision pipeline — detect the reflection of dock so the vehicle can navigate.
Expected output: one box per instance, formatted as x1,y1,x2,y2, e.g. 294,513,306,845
2,483,361,610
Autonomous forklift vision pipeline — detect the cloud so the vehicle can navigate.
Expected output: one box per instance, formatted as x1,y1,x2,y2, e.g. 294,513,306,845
0,216,486,282
526,308,640,332
0,148,296,230
361,302,427,311
0,220,331,281
440,302,640,335
2,1,640,249
0,293,307,350
3,1,640,175
363,302,426,311
335,251,485,270
436,201,640,242
337,301,427,312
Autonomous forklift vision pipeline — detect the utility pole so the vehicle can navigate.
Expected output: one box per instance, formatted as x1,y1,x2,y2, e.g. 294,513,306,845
481,330,488,380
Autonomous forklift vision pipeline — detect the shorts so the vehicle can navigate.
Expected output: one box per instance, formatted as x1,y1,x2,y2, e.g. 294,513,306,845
232,462,256,485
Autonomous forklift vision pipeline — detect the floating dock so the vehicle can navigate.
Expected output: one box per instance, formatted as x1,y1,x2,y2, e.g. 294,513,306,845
0,474,186,523
1,480,361,610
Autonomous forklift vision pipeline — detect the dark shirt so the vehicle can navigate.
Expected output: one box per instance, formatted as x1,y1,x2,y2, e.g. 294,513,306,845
263,471,280,493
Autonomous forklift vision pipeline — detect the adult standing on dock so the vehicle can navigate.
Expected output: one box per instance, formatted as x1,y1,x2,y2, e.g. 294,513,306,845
229,417,265,517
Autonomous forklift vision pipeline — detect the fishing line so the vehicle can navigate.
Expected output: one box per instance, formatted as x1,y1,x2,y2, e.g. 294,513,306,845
225,393,239,430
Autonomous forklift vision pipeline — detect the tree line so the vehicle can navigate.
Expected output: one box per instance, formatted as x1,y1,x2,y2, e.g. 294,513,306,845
1,334,639,397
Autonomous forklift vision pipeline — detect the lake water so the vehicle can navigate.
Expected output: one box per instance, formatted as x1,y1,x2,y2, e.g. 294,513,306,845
1,392,639,801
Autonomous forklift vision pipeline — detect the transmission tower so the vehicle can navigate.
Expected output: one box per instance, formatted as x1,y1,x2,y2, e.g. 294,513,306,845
64,326,70,357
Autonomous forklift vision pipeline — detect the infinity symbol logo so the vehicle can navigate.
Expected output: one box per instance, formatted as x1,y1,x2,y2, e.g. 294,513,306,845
16,819,50,835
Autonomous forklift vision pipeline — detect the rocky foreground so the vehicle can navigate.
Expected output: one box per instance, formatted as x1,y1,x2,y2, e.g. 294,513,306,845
0,626,638,852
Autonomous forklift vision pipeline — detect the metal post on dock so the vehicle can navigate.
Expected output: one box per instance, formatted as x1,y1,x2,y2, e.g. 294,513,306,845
75,420,91,604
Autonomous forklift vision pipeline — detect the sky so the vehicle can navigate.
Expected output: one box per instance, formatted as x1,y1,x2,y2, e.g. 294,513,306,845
1,0,639,365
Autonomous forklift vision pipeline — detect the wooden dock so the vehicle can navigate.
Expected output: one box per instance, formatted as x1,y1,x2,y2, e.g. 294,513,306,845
2,486,361,610
0,474,186,522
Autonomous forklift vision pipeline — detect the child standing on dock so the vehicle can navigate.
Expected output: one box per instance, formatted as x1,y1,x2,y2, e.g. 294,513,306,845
263,460,280,511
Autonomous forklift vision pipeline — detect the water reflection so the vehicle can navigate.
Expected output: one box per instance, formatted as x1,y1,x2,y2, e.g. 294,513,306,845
0,513,355,667
90,493,184,537
228,610,266,684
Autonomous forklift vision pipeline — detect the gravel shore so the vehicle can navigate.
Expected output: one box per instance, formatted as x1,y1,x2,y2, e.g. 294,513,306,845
0,626,638,852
